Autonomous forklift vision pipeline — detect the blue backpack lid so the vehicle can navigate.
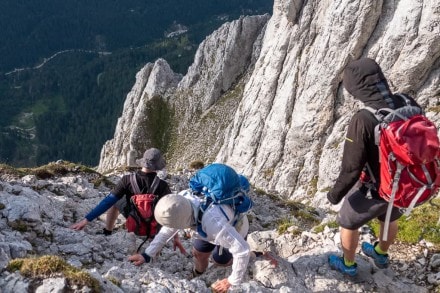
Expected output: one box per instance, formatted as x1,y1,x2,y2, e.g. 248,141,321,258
189,163,241,200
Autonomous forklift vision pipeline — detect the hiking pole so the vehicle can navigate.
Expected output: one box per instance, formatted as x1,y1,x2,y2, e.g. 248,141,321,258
166,230,180,243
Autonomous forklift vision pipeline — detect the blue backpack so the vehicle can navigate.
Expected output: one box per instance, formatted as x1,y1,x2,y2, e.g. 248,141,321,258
189,163,253,237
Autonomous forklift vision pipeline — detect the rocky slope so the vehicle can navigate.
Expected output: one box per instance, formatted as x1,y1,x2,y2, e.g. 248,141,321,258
0,164,439,292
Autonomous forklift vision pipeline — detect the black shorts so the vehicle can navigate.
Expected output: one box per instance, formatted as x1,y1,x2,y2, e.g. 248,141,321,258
337,188,403,230
193,239,232,265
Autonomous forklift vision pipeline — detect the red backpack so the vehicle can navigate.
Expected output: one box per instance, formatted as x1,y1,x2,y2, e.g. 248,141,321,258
125,174,161,238
364,94,440,239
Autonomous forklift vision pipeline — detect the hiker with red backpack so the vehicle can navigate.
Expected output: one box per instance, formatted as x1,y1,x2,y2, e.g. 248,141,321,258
327,58,440,276
70,148,174,242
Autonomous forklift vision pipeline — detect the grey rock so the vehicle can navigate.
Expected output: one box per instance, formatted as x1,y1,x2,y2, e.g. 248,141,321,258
0,272,29,293
0,170,433,292
35,277,66,293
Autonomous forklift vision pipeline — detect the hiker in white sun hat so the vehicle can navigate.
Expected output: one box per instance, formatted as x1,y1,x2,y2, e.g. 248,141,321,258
128,192,251,293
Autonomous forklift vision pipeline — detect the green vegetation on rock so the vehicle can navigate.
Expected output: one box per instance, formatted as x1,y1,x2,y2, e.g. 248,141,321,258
369,198,440,247
7,255,100,292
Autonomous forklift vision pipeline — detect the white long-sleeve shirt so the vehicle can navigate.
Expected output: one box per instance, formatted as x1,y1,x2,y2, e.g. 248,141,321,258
144,191,250,286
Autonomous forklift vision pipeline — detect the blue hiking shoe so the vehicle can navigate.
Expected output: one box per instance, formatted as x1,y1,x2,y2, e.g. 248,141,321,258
361,242,389,269
328,254,358,276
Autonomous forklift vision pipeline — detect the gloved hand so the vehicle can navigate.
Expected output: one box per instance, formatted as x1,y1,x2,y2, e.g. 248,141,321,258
327,192,343,205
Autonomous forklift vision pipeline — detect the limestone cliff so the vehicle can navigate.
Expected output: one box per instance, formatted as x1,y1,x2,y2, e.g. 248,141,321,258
98,0,440,207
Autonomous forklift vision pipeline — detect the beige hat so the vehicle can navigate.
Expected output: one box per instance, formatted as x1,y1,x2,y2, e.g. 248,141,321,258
154,194,193,229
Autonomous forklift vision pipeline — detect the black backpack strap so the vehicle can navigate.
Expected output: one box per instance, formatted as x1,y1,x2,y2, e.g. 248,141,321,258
395,93,412,106
136,238,149,253
131,173,160,195
148,176,161,194
364,106,383,122
130,173,141,194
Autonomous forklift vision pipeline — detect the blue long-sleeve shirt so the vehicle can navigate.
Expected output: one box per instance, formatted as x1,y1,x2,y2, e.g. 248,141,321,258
85,194,119,221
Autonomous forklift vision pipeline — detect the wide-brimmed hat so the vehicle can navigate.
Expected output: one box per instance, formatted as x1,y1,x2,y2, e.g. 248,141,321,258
135,148,166,170
154,194,193,229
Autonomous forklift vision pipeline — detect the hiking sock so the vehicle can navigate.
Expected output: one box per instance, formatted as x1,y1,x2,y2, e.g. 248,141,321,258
103,228,112,236
343,256,356,267
192,268,204,277
374,243,387,255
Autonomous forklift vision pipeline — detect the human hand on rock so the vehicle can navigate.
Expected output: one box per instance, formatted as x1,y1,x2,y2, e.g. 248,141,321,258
128,254,145,266
211,278,231,293
69,219,88,230
173,234,187,255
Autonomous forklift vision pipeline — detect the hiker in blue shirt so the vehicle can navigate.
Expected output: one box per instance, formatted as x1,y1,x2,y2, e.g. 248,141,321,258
70,148,172,236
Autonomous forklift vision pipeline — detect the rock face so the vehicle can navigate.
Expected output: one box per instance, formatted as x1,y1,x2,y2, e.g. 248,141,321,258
98,59,182,173
0,167,438,292
216,0,440,206
96,13,270,173
97,0,440,207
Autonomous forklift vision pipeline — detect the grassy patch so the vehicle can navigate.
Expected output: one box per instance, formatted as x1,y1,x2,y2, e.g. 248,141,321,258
144,95,173,154
307,176,318,196
189,160,205,170
368,198,440,246
7,255,100,292
320,187,331,193
9,219,28,232
274,200,321,234
0,161,101,179
0,161,112,189
288,201,321,228
262,168,274,180
314,220,339,233
276,217,300,235
427,105,440,113
106,276,121,287
254,188,280,201
0,164,26,177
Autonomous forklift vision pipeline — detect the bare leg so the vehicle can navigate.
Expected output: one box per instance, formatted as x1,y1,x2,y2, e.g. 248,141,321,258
105,205,120,231
340,227,359,262
378,220,398,252
192,248,211,273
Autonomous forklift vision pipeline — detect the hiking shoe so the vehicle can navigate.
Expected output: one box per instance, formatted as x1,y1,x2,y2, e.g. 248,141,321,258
361,242,389,269
328,255,358,276
96,228,112,236
188,268,204,279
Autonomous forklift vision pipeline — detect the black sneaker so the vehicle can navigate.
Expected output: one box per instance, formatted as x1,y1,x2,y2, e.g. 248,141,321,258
96,228,112,236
